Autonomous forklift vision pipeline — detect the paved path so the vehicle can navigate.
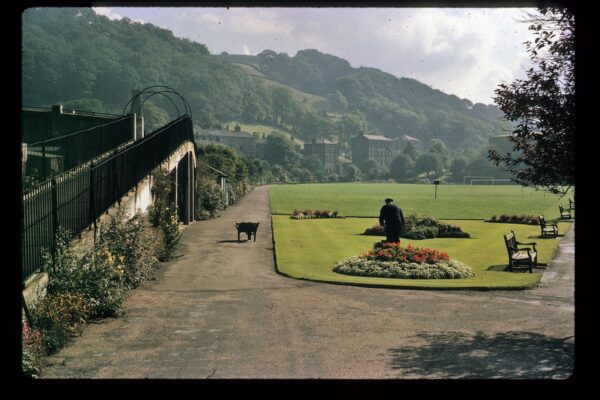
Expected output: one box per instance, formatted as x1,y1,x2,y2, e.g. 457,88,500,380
42,186,574,379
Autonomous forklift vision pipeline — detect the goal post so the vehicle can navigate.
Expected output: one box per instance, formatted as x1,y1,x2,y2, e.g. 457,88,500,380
470,178,513,185
463,175,494,185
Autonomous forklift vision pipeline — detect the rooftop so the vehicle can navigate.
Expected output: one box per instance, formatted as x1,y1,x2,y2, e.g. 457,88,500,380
362,134,392,141
307,139,336,145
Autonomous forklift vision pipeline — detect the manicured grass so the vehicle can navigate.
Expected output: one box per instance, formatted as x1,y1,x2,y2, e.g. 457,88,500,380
269,183,574,220
272,216,572,289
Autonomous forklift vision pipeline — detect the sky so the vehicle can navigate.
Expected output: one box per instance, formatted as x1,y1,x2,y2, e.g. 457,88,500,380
93,7,537,105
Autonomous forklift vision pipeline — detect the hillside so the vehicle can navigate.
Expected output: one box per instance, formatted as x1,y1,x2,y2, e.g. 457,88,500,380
217,49,509,149
22,7,509,152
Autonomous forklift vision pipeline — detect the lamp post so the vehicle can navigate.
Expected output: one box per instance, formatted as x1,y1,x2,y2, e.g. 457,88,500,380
434,179,440,199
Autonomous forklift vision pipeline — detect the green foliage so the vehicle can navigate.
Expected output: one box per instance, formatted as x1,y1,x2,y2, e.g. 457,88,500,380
97,210,161,289
490,8,574,195
148,170,181,260
333,256,475,279
197,144,249,198
414,152,443,175
22,321,43,378
198,181,227,219
342,163,362,182
142,100,171,132
29,292,90,354
263,132,302,169
22,8,508,155
22,168,43,192
61,98,104,113
389,154,414,182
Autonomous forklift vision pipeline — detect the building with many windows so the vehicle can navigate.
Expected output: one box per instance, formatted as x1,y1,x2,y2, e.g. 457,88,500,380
303,138,339,175
352,133,396,170
194,125,259,157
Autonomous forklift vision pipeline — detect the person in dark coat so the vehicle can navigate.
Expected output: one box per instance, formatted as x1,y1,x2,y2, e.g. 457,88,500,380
379,197,405,243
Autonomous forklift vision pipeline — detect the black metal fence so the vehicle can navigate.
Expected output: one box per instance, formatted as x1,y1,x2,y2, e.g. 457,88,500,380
22,116,195,281
25,114,135,181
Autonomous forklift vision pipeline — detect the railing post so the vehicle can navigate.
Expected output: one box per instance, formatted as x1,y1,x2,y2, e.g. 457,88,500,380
41,143,47,181
89,161,97,241
50,177,58,269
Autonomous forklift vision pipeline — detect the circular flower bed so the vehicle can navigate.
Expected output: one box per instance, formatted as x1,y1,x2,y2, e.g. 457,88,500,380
333,242,475,279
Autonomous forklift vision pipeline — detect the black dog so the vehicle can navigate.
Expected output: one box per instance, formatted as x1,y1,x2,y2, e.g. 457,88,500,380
235,222,260,242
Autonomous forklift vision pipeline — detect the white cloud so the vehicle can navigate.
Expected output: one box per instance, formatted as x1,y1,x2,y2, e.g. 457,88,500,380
106,7,537,104
92,7,123,21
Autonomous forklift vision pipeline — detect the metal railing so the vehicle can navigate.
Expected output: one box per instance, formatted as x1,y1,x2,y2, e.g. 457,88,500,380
24,114,135,181
22,116,195,281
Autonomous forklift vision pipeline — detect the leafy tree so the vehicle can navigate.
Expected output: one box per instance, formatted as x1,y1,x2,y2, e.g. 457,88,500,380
414,153,442,175
402,141,419,161
62,98,105,113
263,132,302,168
142,101,170,132
361,159,381,180
337,110,368,140
427,139,450,168
301,154,326,178
390,153,415,182
271,87,297,126
291,167,314,183
326,90,348,113
489,8,574,195
342,163,361,182
449,155,469,182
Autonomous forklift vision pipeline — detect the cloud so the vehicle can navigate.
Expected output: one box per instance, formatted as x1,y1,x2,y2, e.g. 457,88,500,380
92,7,123,21
106,7,537,104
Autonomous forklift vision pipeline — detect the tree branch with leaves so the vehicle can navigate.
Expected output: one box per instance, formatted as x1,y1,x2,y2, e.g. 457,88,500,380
489,8,574,196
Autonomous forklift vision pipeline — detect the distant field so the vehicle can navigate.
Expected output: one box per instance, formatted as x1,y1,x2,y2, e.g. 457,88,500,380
272,216,571,289
223,122,305,146
269,183,574,220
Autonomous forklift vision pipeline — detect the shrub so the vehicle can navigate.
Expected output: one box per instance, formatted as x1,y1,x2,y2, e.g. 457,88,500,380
29,293,90,354
149,170,182,260
290,209,345,219
97,210,161,289
486,214,540,225
437,231,471,238
43,228,126,318
364,222,385,235
197,180,226,217
403,226,438,240
22,321,43,378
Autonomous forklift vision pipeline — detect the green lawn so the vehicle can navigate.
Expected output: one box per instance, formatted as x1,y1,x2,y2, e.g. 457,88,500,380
269,183,574,220
272,216,572,289
223,122,305,146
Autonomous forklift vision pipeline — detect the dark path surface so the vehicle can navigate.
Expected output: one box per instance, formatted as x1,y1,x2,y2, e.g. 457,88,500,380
42,186,574,379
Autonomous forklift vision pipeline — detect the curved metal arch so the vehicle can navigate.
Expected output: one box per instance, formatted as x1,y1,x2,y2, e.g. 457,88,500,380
139,91,182,119
122,85,193,121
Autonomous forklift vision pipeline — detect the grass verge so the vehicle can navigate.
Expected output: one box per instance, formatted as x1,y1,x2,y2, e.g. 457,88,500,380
272,215,571,290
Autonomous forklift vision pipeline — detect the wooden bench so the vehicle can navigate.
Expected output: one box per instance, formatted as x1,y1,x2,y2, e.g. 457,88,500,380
538,215,558,238
503,230,539,273
559,204,572,220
